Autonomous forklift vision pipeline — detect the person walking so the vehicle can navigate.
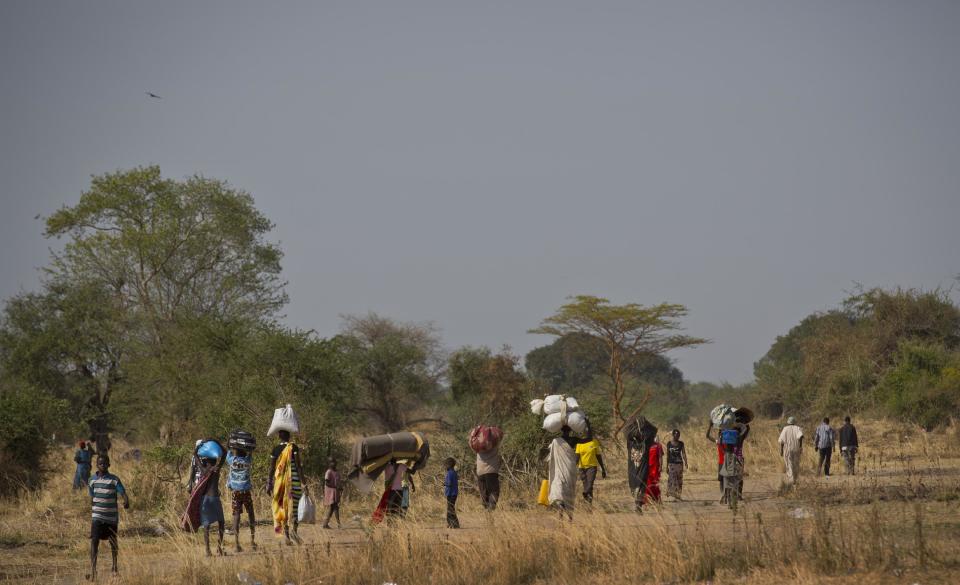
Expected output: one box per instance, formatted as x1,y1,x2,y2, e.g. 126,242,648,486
574,434,606,504
321,458,342,529
666,429,688,500
839,416,859,475
87,456,129,580
443,457,460,528
73,441,93,490
198,451,226,556
268,430,305,545
475,443,502,510
778,417,804,486
814,417,836,476
645,437,664,504
226,445,256,552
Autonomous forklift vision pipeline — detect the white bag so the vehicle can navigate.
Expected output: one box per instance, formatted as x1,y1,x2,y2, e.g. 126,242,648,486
564,396,580,411
267,403,300,436
566,411,588,436
297,493,316,524
530,399,545,416
543,395,566,415
543,412,565,433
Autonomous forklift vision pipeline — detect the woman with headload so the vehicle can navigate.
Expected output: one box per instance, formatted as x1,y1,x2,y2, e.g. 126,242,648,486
625,416,659,512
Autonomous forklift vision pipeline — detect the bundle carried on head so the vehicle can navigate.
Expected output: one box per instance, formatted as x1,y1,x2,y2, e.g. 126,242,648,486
347,431,431,493
267,404,300,436
196,439,224,460
469,425,504,453
710,404,754,428
530,394,588,436
228,429,256,452
623,415,658,444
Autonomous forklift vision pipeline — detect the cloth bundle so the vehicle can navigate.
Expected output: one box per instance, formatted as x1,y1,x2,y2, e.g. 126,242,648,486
267,404,300,436
347,431,430,493
469,425,504,454
530,395,588,435
710,404,754,428
227,429,256,452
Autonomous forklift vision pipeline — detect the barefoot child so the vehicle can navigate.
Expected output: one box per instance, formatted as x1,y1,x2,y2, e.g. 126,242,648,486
88,456,129,579
226,447,256,552
199,451,226,556
321,458,342,529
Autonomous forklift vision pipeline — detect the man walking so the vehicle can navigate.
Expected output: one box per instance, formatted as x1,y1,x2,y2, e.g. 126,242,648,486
839,416,859,475
814,417,836,476
778,417,803,486
476,443,502,510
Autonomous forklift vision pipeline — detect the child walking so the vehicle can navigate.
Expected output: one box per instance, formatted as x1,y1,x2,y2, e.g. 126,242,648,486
88,456,129,579
226,447,256,552
443,457,460,529
321,458,342,529
199,452,226,556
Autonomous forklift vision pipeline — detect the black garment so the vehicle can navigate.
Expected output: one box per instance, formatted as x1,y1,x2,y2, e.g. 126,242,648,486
386,490,403,517
90,520,118,541
839,424,859,449
200,466,221,498
445,495,460,528
270,442,300,460
580,466,598,502
818,447,832,476
667,441,685,465
477,473,500,510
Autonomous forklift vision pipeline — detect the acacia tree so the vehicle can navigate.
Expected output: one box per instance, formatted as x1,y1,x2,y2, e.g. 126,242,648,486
530,295,707,433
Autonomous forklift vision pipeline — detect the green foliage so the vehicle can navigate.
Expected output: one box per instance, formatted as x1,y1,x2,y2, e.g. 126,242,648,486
339,313,445,432
877,341,960,430
530,295,706,429
448,346,530,427
755,287,960,426
0,384,68,494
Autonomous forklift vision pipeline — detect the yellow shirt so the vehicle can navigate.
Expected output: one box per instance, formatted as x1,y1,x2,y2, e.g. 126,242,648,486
575,439,601,469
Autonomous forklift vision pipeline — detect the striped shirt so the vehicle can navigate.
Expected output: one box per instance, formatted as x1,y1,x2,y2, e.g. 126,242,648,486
89,472,126,524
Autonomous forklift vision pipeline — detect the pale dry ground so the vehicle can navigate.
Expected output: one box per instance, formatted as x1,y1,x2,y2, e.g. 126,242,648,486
1,419,958,585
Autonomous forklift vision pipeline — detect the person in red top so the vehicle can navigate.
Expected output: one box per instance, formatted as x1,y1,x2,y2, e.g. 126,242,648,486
644,439,664,504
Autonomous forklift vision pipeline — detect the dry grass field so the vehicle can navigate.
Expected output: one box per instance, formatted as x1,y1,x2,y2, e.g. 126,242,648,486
1,419,958,584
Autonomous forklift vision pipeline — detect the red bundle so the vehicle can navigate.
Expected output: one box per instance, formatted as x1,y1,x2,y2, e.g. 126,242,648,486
469,425,504,454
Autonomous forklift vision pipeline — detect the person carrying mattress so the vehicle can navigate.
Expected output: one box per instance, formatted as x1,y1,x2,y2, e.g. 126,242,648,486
267,430,306,545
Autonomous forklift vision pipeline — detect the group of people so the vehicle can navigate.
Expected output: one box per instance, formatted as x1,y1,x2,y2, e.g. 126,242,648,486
542,423,690,518
778,416,860,485
184,429,347,556
77,413,863,578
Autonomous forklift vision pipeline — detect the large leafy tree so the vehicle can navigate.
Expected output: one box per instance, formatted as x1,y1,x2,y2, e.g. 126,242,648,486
339,313,445,432
0,166,288,455
530,295,707,433
449,346,529,424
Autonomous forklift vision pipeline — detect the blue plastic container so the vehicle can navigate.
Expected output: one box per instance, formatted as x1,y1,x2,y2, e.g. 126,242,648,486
197,440,223,460
720,429,740,446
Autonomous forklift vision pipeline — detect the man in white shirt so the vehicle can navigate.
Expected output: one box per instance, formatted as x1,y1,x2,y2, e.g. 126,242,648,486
778,417,804,486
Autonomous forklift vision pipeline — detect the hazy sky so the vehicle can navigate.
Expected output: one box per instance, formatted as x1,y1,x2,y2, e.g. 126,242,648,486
2,1,958,383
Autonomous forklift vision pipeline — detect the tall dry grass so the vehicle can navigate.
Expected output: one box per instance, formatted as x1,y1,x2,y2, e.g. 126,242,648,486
1,419,958,584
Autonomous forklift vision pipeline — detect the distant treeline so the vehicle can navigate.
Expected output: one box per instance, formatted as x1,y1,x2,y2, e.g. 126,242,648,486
1,166,956,495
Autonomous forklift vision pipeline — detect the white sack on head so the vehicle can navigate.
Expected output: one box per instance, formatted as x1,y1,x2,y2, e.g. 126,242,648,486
267,404,300,436
710,404,735,427
566,411,588,436
543,395,566,415
530,399,545,416
564,396,580,411
543,412,565,433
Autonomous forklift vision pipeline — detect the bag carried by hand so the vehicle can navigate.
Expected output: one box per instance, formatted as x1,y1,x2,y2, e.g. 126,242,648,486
267,404,300,436
298,493,316,524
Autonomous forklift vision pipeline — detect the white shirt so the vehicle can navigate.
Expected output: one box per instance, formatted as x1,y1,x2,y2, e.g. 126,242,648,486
778,424,804,454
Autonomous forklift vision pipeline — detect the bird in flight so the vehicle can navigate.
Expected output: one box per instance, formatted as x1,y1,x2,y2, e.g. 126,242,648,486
145,92,162,99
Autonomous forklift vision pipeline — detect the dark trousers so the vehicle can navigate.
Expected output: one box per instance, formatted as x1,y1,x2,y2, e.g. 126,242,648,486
818,447,832,476
445,495,459,528
579,466,598,502
477,473,500,510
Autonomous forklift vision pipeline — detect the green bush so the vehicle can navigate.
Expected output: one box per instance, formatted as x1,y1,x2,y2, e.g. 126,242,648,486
877,341,960,430
0,385,68,495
